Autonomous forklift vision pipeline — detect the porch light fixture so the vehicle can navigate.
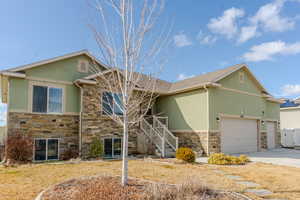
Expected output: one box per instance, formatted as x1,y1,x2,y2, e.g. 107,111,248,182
216,117,220,122
261,120,265,125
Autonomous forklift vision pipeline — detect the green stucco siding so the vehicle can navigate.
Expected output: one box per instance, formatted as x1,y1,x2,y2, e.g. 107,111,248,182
209,88,266,130
155,89,208,131
209,68,279,131
8,55,103,113
25,55,93,82
9,78,28,111
65,85,80,113
265,101,280,119
218,68,261,94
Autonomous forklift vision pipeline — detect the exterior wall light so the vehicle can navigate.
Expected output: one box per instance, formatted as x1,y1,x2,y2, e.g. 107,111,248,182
261,120,265,125
216,117,220,122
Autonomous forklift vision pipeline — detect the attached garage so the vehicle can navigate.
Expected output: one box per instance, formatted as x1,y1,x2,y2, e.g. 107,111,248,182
266,122,276,149
220,117,258,154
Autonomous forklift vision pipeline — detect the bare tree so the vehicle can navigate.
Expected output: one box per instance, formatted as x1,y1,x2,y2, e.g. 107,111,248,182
87,0,171,186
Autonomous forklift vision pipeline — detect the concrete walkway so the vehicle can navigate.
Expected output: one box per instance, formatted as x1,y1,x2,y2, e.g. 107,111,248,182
197,148,300,168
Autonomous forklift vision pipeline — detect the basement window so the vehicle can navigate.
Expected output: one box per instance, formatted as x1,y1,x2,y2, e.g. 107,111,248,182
103,138,122,158
34,138,59,161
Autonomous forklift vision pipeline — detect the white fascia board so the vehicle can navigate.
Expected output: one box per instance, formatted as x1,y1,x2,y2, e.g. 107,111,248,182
1,71,26,78
74,79,97,85
8,50,109,72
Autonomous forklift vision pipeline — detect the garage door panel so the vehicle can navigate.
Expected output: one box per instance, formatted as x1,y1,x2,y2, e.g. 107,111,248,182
221,118,258,154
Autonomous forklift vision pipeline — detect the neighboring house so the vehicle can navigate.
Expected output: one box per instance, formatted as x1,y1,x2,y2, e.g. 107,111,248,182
0,50,282,161
280,99,300,129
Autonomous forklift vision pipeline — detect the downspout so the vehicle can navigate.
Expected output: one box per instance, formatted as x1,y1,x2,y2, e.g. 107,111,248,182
203,85,210,156
74,82,83,157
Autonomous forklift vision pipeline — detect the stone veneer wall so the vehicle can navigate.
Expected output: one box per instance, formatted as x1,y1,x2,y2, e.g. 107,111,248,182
173,131,208,156
275,131,281,148
80,79,140,158
207,132,221,155
7,112,79,160
260,131,267,149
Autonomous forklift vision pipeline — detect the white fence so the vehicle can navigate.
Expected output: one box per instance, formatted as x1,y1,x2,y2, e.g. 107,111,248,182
281,128,300,147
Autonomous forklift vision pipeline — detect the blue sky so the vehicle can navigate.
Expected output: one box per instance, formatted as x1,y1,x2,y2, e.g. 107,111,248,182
1,0,300,124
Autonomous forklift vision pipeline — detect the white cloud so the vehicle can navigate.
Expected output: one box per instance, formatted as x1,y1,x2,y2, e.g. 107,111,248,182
238,25,259,44
197,31,217,45
208,8,245,39
201,35,217,45
205,0,298,44
250,0,295,32
173,33,192,47
177,73,194,81
242,40,300,62
281,84,300,96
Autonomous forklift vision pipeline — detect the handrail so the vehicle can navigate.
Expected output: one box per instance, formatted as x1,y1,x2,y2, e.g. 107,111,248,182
153,116,178,151
141,118,165,157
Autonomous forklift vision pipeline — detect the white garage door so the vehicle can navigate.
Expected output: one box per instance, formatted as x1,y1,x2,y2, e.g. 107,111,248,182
221,118,258,154
266,122,276,149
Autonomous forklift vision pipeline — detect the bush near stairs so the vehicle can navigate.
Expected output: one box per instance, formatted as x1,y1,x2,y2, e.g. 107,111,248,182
176,147,195,163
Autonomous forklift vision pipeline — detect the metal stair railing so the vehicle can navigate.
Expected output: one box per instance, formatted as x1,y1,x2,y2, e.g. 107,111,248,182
141,118,165,157
153,116,178,152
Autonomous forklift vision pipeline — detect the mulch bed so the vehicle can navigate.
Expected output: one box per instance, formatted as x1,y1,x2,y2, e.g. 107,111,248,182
42,175,248,200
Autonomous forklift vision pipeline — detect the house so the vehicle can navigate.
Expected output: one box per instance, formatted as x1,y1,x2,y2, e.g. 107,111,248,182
280,99,300,148
280,99,300,129
0,50,282,161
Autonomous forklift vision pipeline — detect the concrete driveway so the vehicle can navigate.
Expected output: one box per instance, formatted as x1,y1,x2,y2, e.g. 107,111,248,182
197,148,300,168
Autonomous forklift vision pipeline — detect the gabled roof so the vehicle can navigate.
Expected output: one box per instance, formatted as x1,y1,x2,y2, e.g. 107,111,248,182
81,63,269,95
170,64,268,94
2,50,108,73
0,50,272,97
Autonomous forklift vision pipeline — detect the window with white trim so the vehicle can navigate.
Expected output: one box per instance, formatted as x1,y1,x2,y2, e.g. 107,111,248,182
102,92,123,115
34,138,59,161
32,85,63,113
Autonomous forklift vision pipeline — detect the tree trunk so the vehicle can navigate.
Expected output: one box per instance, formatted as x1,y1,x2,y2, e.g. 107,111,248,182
121,114,128,186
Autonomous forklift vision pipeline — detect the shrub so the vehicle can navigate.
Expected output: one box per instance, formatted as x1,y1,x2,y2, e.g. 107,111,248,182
61,148,79,160
175,147,195,163
89,138,103,158
208,153,250,165
6,133,33,162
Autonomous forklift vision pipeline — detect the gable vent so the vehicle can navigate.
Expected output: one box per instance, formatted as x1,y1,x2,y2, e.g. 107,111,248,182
77,60,89,73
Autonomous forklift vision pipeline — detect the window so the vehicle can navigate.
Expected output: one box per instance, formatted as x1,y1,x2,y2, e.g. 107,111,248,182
239,72,245,83
104,138,122,158
77,60,89,73
32,85,63,113
102,92,123,115
34,139,59,161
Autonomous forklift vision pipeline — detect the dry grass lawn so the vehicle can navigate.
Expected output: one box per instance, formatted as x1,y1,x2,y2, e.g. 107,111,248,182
0,159,298,200
218,162,300,200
